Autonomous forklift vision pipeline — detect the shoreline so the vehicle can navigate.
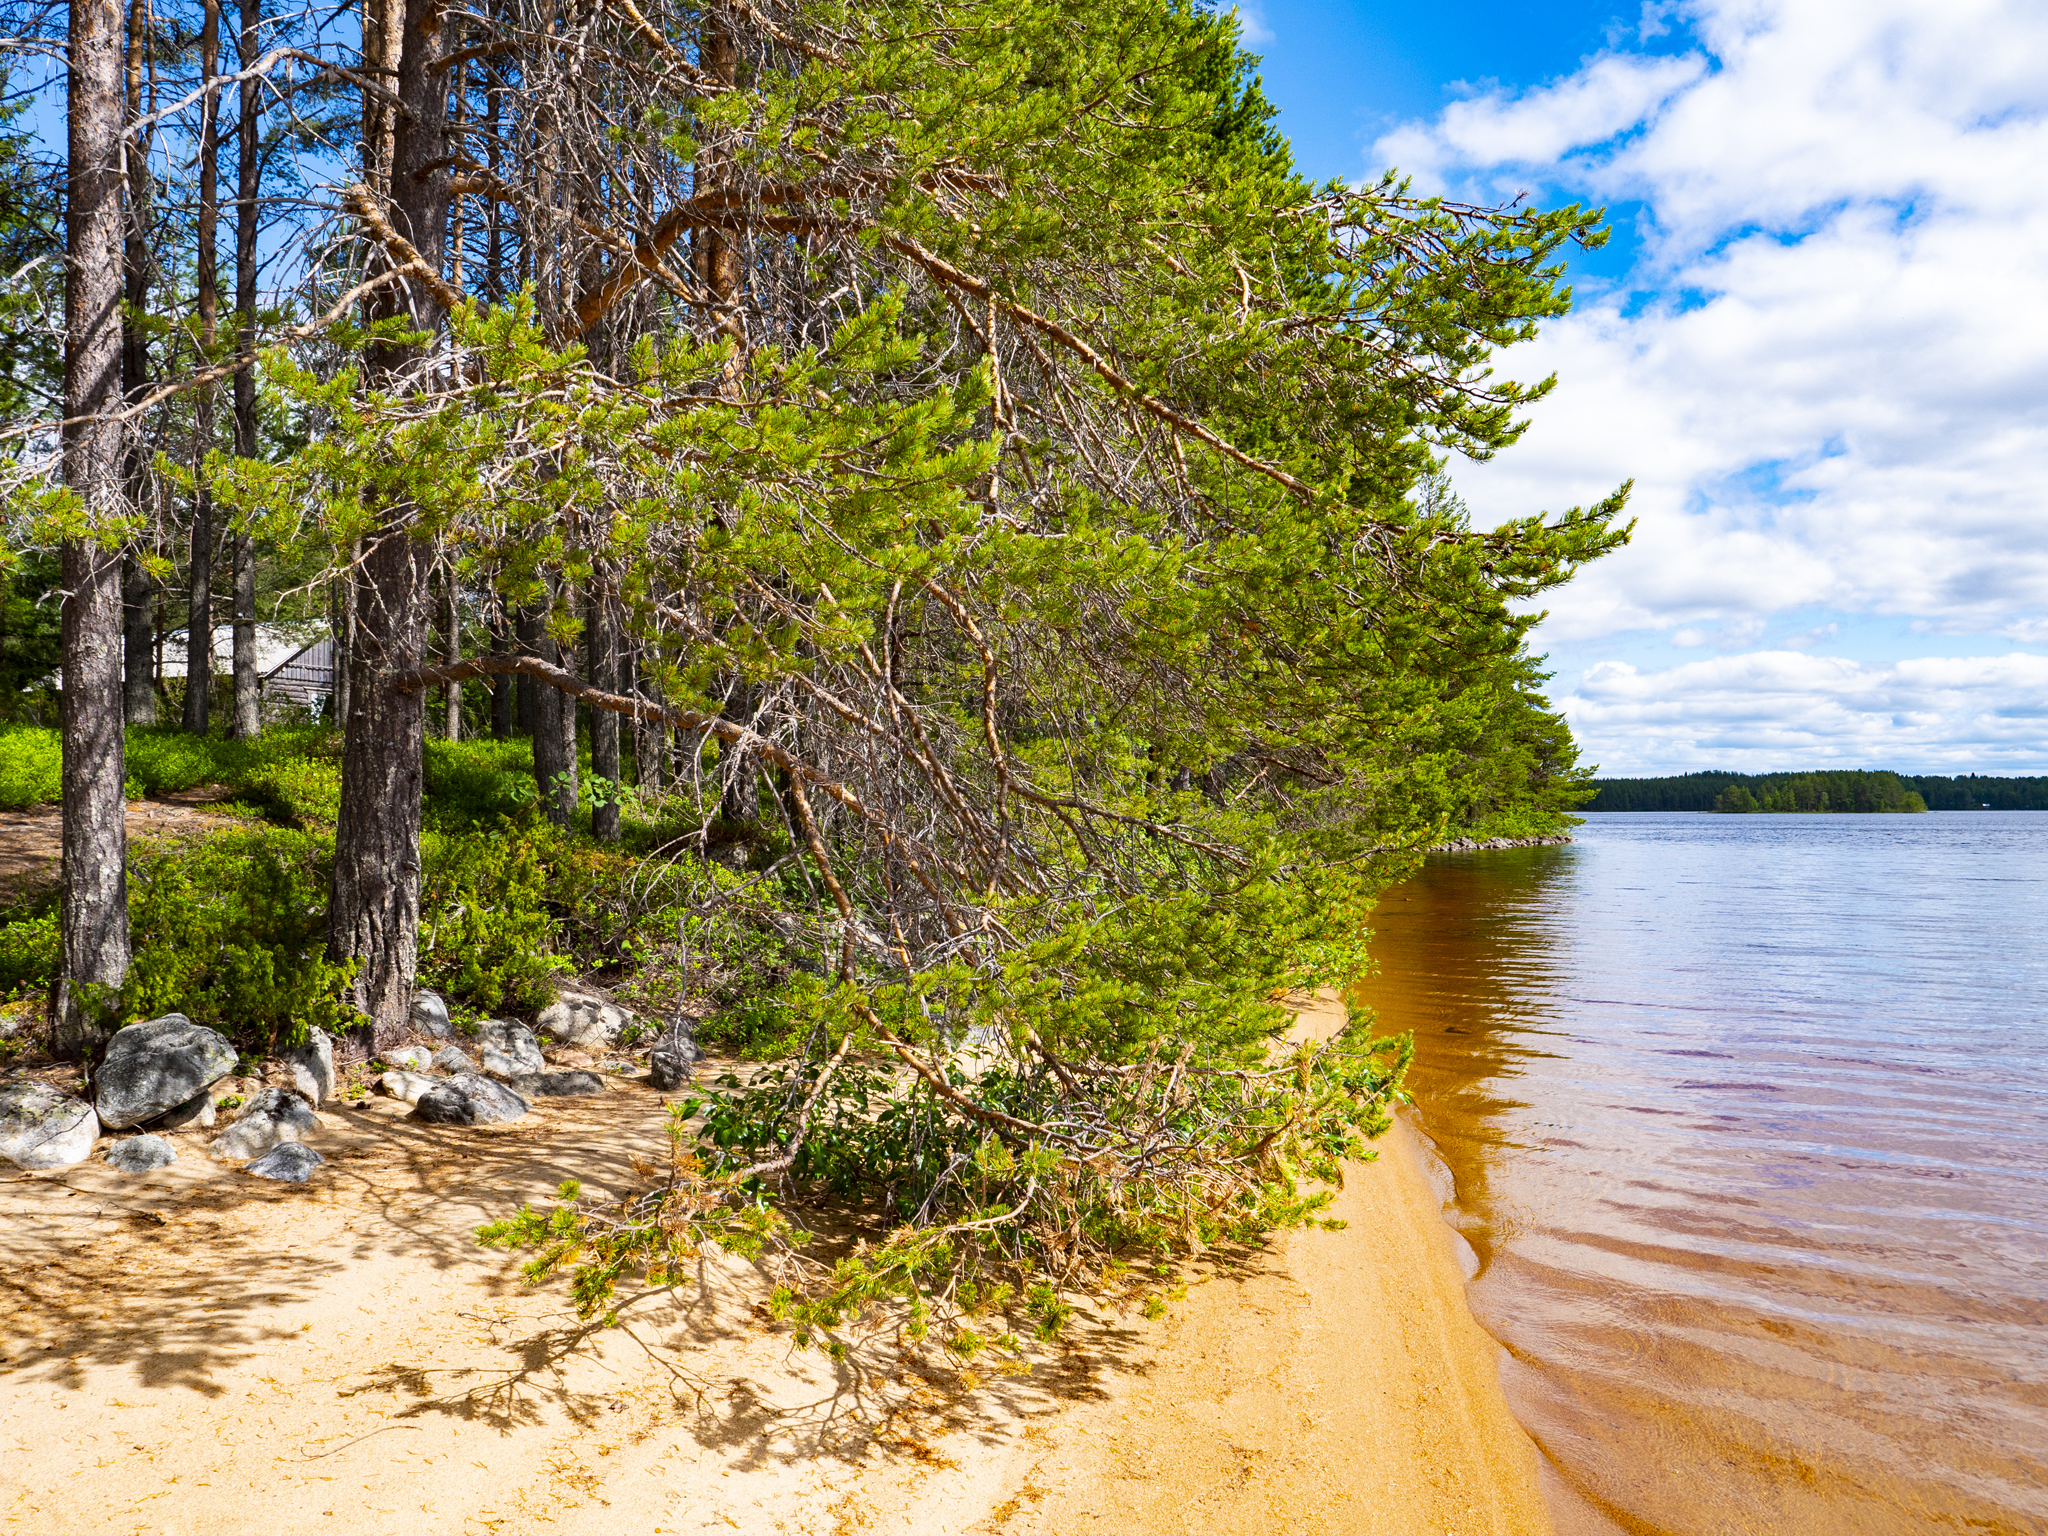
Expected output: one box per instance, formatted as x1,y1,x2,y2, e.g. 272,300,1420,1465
1435,832,1575,852
1,997,1552,1534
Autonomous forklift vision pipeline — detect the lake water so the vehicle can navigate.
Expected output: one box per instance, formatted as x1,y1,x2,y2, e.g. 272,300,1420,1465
1358,813,2048,1536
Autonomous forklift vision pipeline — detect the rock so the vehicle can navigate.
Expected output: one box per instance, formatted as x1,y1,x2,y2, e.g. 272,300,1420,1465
412,1073,529,1126
209,1086,318,1162
535,990,635,1052
375,1069,440,1105
381,1046,433,1072
477,1021,545,1079
104,1134,176,1173
151,1090,216,1131
0,1082,100,1171
648,1020,704,1092
245,1142,324,1182
283,1030,335,1106
95,1014,238,1129
410,990,452,1040
506,1070,606,1098
429,1045,477,1074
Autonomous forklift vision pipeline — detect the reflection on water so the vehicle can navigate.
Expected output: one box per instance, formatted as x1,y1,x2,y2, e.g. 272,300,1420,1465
1356,814,2048,1536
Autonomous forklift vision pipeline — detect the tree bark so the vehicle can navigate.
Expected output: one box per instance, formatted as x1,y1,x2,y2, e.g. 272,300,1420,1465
524,598,575,827
515,602,540,737
588,581,620,842
489,599,512,738
326,0,451,1049
55,0,133,1056
118,0,155,726
439,569,461,740
183,0,221,734
228,0,261,738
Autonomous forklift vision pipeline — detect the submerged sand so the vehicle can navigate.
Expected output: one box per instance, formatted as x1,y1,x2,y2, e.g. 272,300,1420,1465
0,997,1551,1534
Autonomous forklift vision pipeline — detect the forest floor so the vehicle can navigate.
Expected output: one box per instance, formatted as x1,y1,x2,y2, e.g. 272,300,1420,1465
0,993,1555,1536
0,789,239,899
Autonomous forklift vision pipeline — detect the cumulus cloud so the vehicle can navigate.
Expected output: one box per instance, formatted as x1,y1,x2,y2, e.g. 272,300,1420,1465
1561,651,2048,773
1370,0,2048,768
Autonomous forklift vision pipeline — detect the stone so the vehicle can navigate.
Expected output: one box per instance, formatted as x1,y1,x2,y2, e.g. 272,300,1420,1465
245,1142,324,1182
151,1090,215,1131
535,990,635,1052
410,990,452,1040
95,1014,238,1129
506,1070,606,1098
648,1020,704,1092
412,1073,528,1126
376,1069,440,1105
477,1021,545,1079
0,1082,100,1171
104,1134,176,1173
428,1045,476,1075
209,1086,318,1162
381,1046,432,1072
283,1030,336,1106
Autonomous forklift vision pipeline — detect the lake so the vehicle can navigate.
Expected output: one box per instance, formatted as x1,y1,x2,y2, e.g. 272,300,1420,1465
1359,812,2048,1536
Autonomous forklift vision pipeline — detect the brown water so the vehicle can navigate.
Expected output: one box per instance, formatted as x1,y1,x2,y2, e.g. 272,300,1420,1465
1357,814,2048,1536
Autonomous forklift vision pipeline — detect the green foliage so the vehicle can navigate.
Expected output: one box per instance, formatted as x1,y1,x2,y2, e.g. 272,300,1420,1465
0,895,57,997
0,554,60,724
0,724,60,810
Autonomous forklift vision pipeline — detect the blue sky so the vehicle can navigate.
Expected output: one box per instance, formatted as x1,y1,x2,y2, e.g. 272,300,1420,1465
1237,0,2048,776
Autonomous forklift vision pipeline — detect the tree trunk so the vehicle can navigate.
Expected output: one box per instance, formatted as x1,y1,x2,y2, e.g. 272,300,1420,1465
515,603,541,737
525,600,574,827
489,600,513,738
326,0,451,1049
55,0,133,1057
439,570,461,740
118,0,154,726
632,646,664,795
588,582,620,842
228,0,261,738
183,0,220,735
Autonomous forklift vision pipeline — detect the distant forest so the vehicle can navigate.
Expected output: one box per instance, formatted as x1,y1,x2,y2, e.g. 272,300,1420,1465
1587,771,2048,813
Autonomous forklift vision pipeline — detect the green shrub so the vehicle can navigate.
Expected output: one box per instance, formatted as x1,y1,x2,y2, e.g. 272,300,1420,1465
236,755,342,826
419,822,573,1011
424,737,538,829
0,726,61,810
0,897,57,996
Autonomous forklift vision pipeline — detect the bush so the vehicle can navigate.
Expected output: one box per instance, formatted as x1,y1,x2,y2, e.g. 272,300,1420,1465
0,896,57,997
424,736,538,829
0,726,61,810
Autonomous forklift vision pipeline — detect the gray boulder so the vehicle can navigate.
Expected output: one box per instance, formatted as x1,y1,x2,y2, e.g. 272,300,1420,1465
375,1069,439,1105
506,1070,606,1098
648,1020,704,1092
95,1014,237,1129
283,1030,335,1106
380,1046,432,1072
104,1134,176,1173
535,990,634,1051
152,1090,215,1131
478,1020,545,1079
410,990,452,1039
429,1045,476,1075
412,1073,529,1126
245,1142,324,1182
209,1086,318,1162
0,1082,100,1171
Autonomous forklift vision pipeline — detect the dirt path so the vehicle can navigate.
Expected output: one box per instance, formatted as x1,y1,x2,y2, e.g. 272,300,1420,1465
0,790,240,899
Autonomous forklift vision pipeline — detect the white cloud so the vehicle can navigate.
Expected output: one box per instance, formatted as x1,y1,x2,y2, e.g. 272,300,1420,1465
1230,4,1274,48
1369,0,2048,767
1561,650,2048,773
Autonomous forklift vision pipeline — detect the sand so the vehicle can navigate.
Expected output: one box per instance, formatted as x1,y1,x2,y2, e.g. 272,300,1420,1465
0,995,1553,1535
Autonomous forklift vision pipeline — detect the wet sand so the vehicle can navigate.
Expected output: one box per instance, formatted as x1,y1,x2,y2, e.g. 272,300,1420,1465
0,997,1550,1534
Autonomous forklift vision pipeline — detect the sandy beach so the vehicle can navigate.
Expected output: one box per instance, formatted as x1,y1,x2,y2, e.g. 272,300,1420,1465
0,996,1552,1535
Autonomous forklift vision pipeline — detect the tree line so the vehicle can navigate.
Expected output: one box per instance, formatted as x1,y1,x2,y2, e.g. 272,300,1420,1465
1587,770,2048,813
3,0,1627,1340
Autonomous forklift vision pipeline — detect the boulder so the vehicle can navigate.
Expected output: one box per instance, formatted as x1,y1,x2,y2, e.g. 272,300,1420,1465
375,1069,440,1105
410,990,453,1039
151,1090,216,1131
648,1021,704,1092
535,990,635,1052
412,1073,529,1126
506,1070,606,1098
0,1082,100,1171
209,1086,318,1162
380,1046,433,1072
95,1014,237,1129
283,1031,335,1106
429,1045,477,1075
478,1021,545,1079
104,1134,176,1173
245,1142,324,1182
